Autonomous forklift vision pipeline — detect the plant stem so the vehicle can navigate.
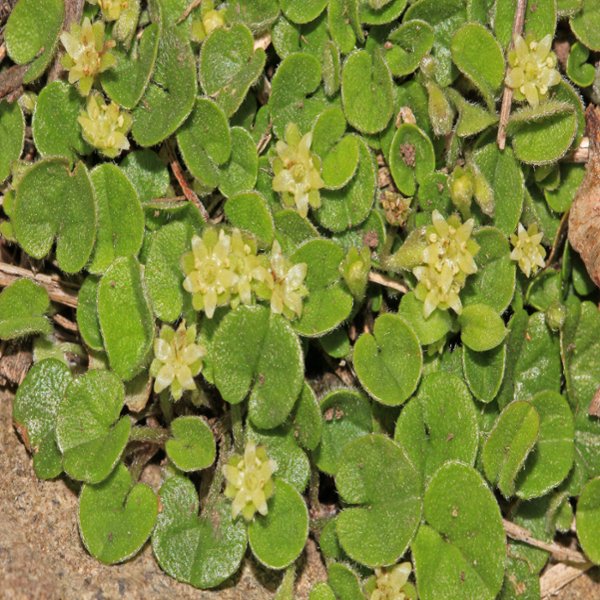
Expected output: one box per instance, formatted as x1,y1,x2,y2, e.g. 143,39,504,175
368,271,408,294
230,404,244,453
201,434,230,517
129,425,170,445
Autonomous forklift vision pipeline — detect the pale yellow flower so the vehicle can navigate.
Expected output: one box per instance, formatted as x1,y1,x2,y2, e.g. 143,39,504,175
370,562,412,600
88,0,129,21
223,442,277,521
191,0,226,42
505,34,561,107
78,92,132,158
60,18,116,96
272,123,324,218
510,223,546,277
149,322,205,401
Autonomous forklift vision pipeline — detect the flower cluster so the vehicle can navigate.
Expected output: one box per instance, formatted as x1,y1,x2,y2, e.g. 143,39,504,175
150,321,205,401
223,442,277,521
88,0,129,21
369,562,414,600
181,229,308,320
413,210,479,318
380,190,411,227
191,0,227,42
60,18,116,96
510,223,546,277
78,92,132,157
505,34,561,107
272,123,324,218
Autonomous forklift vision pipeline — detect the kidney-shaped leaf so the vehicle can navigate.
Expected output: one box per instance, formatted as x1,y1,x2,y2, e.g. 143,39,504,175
212,305,303,429
354,313,422,406
459,304,507,352
412,462,506,600
166,416,216,472
56,370,130,484
12,358,72,480
79,463,157,564
385,19,435,77
0,278,51,341
335,434,422,567
13,159,96,273
153,474,247,589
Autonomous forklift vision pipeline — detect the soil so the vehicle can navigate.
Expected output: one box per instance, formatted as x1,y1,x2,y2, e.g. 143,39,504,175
0,387,597,600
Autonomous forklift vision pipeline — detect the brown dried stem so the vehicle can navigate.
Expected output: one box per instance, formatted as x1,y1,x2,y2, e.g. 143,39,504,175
169,157,210,222
177,0,202,24
368,271,408,294
497,0,528,150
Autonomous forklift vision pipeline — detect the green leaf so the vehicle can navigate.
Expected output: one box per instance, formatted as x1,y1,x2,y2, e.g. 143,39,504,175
269,52,325,137
335,434,422,566
447,90,498,138
88,164,144,274
56,370,130,484
273,209,319,254
290,239,354,337
13,159,96,273
384,20,434,77
328,0,362,55
280,0,328,24
462,227,516,313
327,563,365,599
354,313,423,406
398,292,453,346
0,278,51,340
342,49,394,134
153,474,247,589
389,124,435,196
310,582,336,600
177,97,231,189
226,0,280,33
248,422,310,492
570,0,600,51
515,391,575,499
322,40,342,97
313,389,373,475
462,344,506,404
101,23,160,109
145,220,193,323
394,372,479,483
132,26,197,146
459,304,507,352
412,462,505,600
217,126,258,198
499,555,541,600
12,359,72,480
32,81,91,162
165,416,216,472
212,305,303,429
545,164,585,213
315,137,376,231
79,463,157,564
482,400,540,497
76,276,104,351
360,0,407,24
291,383,322,451
566,42,595,88
5,0,63,82
97,256,155,381
225,192,275,247
199,24,266,117
451,23,504,110
576,477,600,563
120,149,170,202
248,479,309,569
0,100,25,184
471,143,524,237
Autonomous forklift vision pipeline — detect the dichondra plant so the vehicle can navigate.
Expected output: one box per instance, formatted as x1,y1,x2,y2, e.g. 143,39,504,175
3,0,600,598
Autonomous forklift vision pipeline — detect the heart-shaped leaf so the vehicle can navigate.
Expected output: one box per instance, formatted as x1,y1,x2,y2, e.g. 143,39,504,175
313,389,373,475
482,400,540,498
166,416,216,472
212,305,304,429
385,19,434,77
335,434,422,566
0,278,51,341
97,256,155,381
217,126,258,198
291,382,322,452
12,359,72,479
515,390,575,499
226,0,280,33
389,124,435,196
412,462,505,600
280,0,328,24
120,149,170,202
101,23,160,109
394,372,479,483
566,42,595,88
56,369,130,484
0,100,24,184
13,158,97,273
576,477,600,564
273,209,319,254
152,474,247,588
88,164,144,274
248,479,309,569
398,291,453,346
199,24,266,117
545,164,585,213
289,239,353,337
462,343,506,404
342,49,394,134
459,304,507,352
570,0,600,51
354,313,423,406
224,191,275,247
79,463,157,564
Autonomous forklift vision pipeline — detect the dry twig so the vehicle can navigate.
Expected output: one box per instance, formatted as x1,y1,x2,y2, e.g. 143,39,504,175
177,0,202,24
169,158,210,222
368,271,408,294
540,562,594,598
